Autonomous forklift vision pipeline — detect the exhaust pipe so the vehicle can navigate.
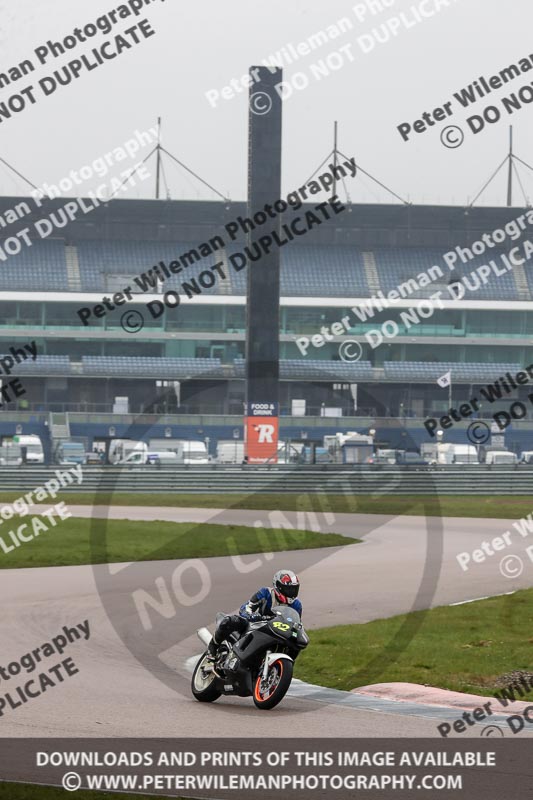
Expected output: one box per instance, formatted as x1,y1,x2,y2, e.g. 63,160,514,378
197,627,212,647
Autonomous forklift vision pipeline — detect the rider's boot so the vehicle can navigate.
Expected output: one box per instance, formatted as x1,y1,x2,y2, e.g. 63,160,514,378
206,630,221,661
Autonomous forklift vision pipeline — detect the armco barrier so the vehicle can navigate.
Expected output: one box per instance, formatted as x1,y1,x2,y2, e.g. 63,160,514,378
0,465,532,495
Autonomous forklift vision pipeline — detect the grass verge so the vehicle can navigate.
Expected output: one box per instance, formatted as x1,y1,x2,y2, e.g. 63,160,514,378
0,784,181,800
0,493,532,519
296,588,533,699
0,518,356,569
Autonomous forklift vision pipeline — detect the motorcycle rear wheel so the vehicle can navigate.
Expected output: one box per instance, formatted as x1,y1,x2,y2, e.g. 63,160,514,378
253,658,293,710
191,652,222,702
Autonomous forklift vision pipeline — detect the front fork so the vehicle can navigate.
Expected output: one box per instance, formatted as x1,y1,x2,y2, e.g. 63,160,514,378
262,650,272,682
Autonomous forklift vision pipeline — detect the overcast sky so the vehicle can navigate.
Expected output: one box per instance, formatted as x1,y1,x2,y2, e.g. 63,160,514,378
0,0,532,207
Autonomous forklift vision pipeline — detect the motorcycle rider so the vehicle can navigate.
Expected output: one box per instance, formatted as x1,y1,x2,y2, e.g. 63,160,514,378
207,569,302,659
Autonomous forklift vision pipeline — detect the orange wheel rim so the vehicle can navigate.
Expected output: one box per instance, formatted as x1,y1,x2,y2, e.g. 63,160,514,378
255,660,283,702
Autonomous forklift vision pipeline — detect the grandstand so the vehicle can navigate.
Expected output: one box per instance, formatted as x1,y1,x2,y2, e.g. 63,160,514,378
1,195,533,456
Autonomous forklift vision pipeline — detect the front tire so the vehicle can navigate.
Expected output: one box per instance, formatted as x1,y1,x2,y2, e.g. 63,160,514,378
191,653,221,703
253,658,293,710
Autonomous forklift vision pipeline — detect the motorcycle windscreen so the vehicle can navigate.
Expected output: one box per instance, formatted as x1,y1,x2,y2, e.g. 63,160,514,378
271,605,301,624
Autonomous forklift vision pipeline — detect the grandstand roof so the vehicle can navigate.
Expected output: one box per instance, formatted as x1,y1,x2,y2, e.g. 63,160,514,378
0,195,529,246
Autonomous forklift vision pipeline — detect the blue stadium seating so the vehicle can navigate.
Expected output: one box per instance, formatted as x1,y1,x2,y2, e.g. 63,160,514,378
0,239,67,291
81,356,224,378
76,240,223,295
234,358,374,381
76,240,371,297
383,361,522,381
5,355,520,383
0,238,528,300
0,355,71,374
372,248,520,300
0,353,375,381
280,245,369,297
372,249,445,296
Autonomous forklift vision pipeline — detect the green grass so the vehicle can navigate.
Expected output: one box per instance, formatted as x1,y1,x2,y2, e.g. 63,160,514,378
0,517,356,569
0,783,182,800
296,588,533,699
2,492,532,519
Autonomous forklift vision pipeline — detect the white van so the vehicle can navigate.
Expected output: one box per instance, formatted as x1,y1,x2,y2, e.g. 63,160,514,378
432,443,455,465
147,451,179,465
119,449,148,465
177,441,209,464
0,442,22,465
486,450,518,465
109,439,147,465
451,445,479,465
148,439,209,464
520,450,533,464
13,435,44,464
148,438,182,454
216,440,245,464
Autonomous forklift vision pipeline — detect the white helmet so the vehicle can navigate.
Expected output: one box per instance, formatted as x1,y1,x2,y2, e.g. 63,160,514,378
273,569,300,605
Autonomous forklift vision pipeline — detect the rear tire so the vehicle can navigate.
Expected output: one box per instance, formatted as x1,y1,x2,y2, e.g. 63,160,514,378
253,658,293,710
191,653,222,702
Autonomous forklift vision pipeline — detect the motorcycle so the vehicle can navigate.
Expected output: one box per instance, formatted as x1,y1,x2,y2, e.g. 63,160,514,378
192,604,309,710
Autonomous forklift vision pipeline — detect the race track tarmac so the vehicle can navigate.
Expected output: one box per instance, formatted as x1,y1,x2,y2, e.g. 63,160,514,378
1,507,532,739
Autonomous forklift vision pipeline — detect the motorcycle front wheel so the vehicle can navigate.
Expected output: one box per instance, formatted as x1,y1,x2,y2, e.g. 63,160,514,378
191,652,222,702
253,658,293,710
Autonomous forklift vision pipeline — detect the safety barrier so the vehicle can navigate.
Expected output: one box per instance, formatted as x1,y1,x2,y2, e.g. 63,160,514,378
0,464,531,495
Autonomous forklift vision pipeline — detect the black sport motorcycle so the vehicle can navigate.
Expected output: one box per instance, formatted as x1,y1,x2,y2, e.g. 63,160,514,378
192,604,309,710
